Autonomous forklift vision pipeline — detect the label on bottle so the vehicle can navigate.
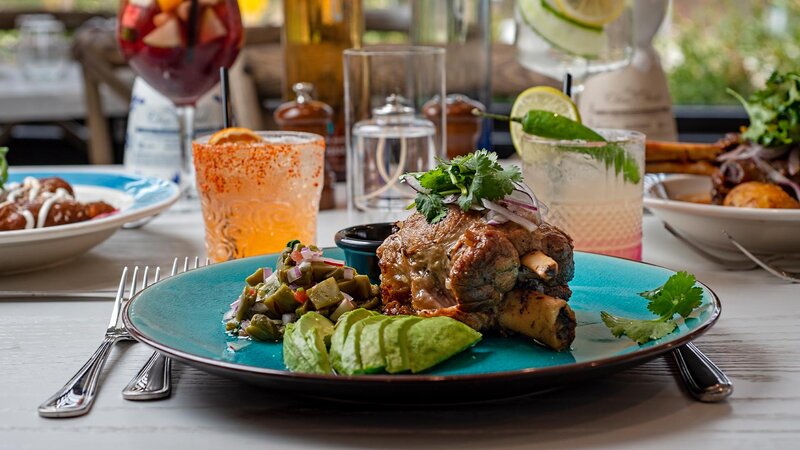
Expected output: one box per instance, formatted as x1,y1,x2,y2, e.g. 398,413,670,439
124,77,225,182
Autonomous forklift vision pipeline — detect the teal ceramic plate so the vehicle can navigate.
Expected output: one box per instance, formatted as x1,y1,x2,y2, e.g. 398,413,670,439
124,250,721,403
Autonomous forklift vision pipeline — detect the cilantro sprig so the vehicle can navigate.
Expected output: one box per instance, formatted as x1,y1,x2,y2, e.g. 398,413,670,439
401,150,523,224
0,147,8,189
728,71,800,147
601,272,704,344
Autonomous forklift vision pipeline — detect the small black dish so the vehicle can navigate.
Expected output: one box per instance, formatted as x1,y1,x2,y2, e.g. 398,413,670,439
334,222,396,283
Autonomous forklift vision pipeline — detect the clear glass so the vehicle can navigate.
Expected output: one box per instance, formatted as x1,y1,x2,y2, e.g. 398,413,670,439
343,46,446,220
193,131,326,262
117,0,243,201
519,129,645,260
16,15,68,81
515,0,633,83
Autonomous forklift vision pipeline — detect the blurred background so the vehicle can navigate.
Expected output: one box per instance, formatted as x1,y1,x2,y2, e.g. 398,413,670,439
0,0,796,165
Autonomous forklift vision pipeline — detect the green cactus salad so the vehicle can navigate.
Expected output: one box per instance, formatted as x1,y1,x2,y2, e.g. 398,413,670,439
223,240,482,375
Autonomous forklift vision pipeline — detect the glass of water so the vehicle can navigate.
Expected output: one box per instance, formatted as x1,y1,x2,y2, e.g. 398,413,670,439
16,14,69,82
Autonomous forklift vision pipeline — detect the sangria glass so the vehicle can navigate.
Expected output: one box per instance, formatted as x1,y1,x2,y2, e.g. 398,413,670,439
117,0,243,197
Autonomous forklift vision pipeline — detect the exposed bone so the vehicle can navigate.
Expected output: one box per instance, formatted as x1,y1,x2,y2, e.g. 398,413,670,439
521,251,558,281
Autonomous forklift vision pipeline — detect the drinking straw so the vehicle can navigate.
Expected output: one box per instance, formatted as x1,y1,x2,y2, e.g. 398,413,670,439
562,73,572,98
220,67,231,128
186,0,199,60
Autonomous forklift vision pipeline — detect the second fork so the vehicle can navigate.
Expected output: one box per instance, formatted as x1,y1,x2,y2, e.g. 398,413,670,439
122,257,208,400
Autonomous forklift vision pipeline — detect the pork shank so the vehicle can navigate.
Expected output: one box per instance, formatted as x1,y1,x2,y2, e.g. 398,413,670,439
377,205,576,350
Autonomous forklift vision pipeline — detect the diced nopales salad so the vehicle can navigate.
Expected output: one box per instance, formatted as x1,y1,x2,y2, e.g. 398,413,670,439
224,241,381,341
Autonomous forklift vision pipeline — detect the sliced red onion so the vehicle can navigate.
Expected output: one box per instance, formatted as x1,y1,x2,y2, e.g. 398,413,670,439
286,266,303,283
485,209,509,226
282,313,297,325
752,157,800,200
222,308,236,322
500,197,539,212
261,267,273,281
443,194,460,204
789,148,800,176
402,175,430,194
481,199,539,232
330,298,356,322
342,267,354,280
227,340,251,352
229,297,241,309
290,250,304,263
322,257,345,267
717,144,760,161
300,247,322,261
341,291,353,302
251,302,268,314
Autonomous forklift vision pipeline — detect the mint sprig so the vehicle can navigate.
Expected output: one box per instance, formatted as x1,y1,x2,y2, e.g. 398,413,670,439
601,272,704,344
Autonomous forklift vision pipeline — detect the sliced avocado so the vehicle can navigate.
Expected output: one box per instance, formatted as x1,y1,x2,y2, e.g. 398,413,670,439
329,308,378,373
406,316,482,374
282,323,315,373
292,312,334,374
357,316,391,373
339,316,386,375
295,311,335,348
307,277,344,310
383,316,422,373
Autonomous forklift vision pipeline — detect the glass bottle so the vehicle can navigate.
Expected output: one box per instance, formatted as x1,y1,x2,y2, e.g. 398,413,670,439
283,0,364,180
350,95,437,214
274,82,336,210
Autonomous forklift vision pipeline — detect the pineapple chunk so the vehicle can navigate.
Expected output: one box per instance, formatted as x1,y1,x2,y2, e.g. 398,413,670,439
143,18,182,48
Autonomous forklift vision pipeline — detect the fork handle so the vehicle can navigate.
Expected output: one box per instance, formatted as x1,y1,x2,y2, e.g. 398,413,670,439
121,351,172,401
38,336,120,418
671,342,733,403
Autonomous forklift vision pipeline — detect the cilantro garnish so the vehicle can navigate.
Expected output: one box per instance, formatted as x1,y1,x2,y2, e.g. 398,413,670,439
0,147,8,189
727,71,800,147
401,150,523,224
601,271,704,344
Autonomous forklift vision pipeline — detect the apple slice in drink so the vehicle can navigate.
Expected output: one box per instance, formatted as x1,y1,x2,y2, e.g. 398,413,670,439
199,7,228,44
143,17,182,48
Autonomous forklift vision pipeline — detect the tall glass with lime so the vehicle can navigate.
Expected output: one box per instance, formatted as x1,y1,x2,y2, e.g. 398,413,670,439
480,86,645,260
515,0,632,82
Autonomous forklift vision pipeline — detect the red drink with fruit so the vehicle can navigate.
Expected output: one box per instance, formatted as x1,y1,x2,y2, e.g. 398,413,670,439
118,0,243,106
117,0,242,202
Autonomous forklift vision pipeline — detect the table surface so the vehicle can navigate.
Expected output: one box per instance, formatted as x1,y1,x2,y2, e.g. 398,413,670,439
2,186,799,449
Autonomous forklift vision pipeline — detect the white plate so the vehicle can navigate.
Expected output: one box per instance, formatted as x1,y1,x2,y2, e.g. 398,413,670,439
0,170,180,274
644,174,800,254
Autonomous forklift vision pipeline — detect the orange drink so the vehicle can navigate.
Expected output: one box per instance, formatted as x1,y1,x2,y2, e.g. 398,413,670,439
193,130,325,262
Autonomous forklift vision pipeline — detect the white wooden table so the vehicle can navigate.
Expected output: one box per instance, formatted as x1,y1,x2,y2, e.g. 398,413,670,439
1,196,799,449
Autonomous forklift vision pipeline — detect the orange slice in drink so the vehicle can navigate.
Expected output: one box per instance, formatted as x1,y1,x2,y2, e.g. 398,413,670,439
208,127,263,145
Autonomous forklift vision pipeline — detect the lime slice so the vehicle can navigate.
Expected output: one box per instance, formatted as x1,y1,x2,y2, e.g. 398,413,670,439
510,86,581,153
555,0,626,27
517,0,608,58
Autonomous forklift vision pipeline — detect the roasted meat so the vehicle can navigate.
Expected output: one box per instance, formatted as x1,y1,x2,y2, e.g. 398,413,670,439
377,205,576,350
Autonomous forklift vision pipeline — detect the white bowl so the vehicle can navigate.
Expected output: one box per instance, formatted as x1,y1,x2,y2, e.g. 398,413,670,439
0,170,179,274
643,174,800,255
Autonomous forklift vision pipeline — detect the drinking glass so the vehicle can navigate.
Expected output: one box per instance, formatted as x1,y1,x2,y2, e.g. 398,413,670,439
518,129,645,260
193,131,325,262
117,0,243,198
16,14,69,81
515,0,633,86
343,46,445,221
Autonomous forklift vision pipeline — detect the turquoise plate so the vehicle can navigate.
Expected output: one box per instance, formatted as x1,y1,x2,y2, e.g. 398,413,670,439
125,250,721,403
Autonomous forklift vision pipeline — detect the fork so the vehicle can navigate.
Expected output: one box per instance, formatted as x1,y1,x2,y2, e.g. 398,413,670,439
723,231,800,283
662,222,774,270
121,257,209,400
38,265,160,418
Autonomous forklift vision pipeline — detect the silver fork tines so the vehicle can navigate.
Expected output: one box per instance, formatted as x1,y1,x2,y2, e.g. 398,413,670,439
122,257,209,400
723,231,800,283
38,266,160,418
